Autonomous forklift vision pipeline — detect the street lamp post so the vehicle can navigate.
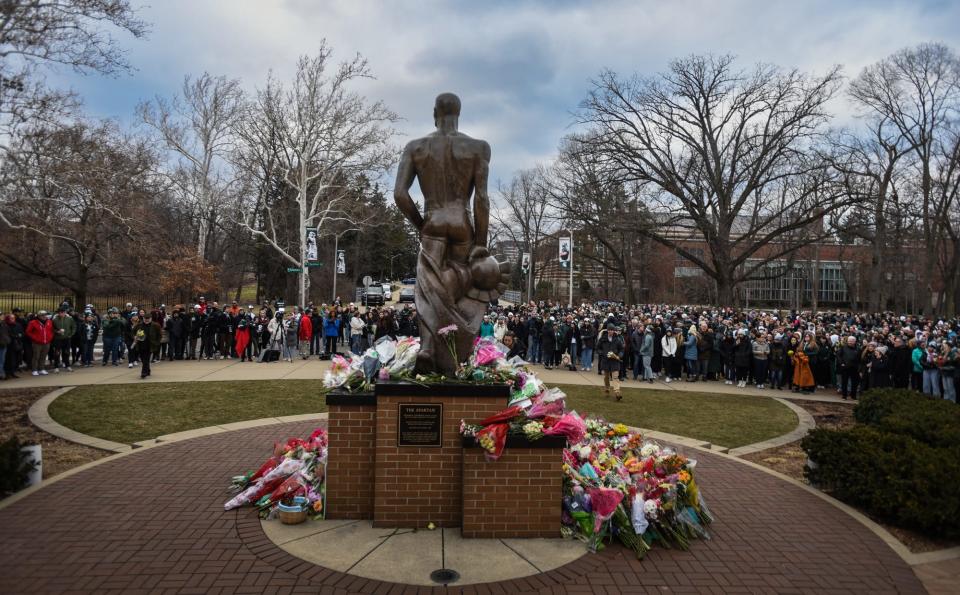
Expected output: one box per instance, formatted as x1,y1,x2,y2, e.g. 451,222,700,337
389,253,403,282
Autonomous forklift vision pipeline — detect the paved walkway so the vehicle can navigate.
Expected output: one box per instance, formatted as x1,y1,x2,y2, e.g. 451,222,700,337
6,356,848,403
0,420,925,594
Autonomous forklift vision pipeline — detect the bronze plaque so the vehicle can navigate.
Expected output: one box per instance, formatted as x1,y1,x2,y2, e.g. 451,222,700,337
397,403,442,447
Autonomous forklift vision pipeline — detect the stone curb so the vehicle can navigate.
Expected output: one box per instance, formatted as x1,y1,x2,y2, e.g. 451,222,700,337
727,397,814,456
28,387,132,453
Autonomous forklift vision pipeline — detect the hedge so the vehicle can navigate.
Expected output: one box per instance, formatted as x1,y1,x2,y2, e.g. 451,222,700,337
853,388,960,448
802,426,960,538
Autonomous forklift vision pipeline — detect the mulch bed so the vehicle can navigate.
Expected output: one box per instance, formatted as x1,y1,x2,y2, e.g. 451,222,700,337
743,399,959,553
0,387,109,486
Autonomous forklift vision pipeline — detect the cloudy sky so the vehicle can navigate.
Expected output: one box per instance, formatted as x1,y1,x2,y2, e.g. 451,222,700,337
52,0,960,190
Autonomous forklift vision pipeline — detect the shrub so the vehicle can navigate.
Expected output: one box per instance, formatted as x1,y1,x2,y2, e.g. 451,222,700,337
0,437,38,498
802,426,960,538
854,388,960,448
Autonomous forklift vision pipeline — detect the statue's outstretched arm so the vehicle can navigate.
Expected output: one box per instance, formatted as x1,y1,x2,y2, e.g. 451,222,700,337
394,145,424,231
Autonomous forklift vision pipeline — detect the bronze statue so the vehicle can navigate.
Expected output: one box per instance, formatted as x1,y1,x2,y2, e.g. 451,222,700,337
394,93,509,374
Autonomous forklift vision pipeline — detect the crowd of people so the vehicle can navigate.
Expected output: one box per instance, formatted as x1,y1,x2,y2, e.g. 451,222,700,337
0,297,418,380
481,301,958,403
1,297,957,404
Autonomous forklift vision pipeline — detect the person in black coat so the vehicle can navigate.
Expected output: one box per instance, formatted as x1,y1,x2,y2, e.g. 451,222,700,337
733,333,752,387
541,318,557,370
596,323,625,400
889,336,912,389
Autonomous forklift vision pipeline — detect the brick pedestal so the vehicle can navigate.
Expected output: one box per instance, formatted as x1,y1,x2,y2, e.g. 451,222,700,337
373,383,508,528
324,392,376,520
461,436,565,538
326,381,566,536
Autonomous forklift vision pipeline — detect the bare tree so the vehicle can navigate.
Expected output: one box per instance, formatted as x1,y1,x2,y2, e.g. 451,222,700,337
0,121,155,304
234,43,399,306
139,73,244,259
491,168,554,303
546,136,650,304
933,122,960,315
849,42,960,313
575,54,849,305
0,0,147,141
827,114,910,312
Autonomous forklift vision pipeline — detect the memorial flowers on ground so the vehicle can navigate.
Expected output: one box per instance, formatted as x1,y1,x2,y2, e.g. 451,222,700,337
235,328,714,559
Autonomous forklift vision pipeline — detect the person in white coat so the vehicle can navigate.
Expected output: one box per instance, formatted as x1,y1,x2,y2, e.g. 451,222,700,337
660,327,679,382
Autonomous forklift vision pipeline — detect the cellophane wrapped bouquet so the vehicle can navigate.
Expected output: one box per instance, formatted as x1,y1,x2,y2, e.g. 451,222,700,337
224,428,328,519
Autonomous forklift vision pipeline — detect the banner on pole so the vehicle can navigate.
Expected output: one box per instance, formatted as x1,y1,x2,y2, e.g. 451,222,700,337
336,249,346,274
305,228,318,263
558,237,572,270
521,252,530,275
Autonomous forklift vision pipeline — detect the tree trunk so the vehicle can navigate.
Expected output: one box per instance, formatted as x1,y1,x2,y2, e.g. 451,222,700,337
715,274,735,306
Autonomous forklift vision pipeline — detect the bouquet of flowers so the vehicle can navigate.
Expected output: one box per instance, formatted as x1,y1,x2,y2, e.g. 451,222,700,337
225,428,328,518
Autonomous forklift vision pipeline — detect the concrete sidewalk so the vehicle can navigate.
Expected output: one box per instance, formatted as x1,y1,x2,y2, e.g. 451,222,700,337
3,355,847,403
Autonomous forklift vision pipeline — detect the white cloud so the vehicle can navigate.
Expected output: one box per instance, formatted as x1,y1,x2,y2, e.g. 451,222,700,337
51,0,960,193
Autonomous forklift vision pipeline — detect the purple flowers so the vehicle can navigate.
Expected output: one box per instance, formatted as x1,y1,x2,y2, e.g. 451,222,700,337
438,324,458,336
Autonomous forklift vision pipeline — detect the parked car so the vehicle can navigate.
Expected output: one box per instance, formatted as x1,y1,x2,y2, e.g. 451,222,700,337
402,277,416,285
362,285,384,306
398,287,415,303
382,283,392,301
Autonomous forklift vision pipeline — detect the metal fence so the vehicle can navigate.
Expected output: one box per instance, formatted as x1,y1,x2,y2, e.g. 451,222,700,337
0,291,177,314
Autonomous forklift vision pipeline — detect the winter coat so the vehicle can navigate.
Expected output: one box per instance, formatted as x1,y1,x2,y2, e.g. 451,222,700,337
769,342,786,370
53,314,76,341
0,322,9,347
660,335,677,357
836,344,860,372
596,332,625,373
26,318,54,345
101,317,124,339
639,330,655,357
792,350,815,388
541,322,557,352
133,321,160,351
683,333,698,361
733,339,752,368
298,315,313,341
720,337,736,365
323,317,340,338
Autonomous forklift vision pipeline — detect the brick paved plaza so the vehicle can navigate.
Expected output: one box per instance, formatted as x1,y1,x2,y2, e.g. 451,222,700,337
0,420,925,594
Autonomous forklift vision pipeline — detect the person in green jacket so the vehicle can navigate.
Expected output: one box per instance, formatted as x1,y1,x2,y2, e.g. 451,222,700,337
910,339,924,391
101,308,125,366
52,308,76,372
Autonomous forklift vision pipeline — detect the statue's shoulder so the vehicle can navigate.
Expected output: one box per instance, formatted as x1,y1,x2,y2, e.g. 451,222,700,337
455,133,490,160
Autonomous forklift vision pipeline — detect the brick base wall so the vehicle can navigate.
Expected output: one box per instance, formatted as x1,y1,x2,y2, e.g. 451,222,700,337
373,393,507,528
325,402,376,519
462,442,563,538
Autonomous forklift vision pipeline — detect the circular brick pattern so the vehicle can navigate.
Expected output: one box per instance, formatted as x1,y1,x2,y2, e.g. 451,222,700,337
0,421,925,594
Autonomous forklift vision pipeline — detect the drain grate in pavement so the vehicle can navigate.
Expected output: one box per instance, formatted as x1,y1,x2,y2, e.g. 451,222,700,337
430,569,460,584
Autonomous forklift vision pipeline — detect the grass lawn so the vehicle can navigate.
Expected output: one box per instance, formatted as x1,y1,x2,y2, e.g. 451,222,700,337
48,380,797,448
49,380,328,444
555,384,797,448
